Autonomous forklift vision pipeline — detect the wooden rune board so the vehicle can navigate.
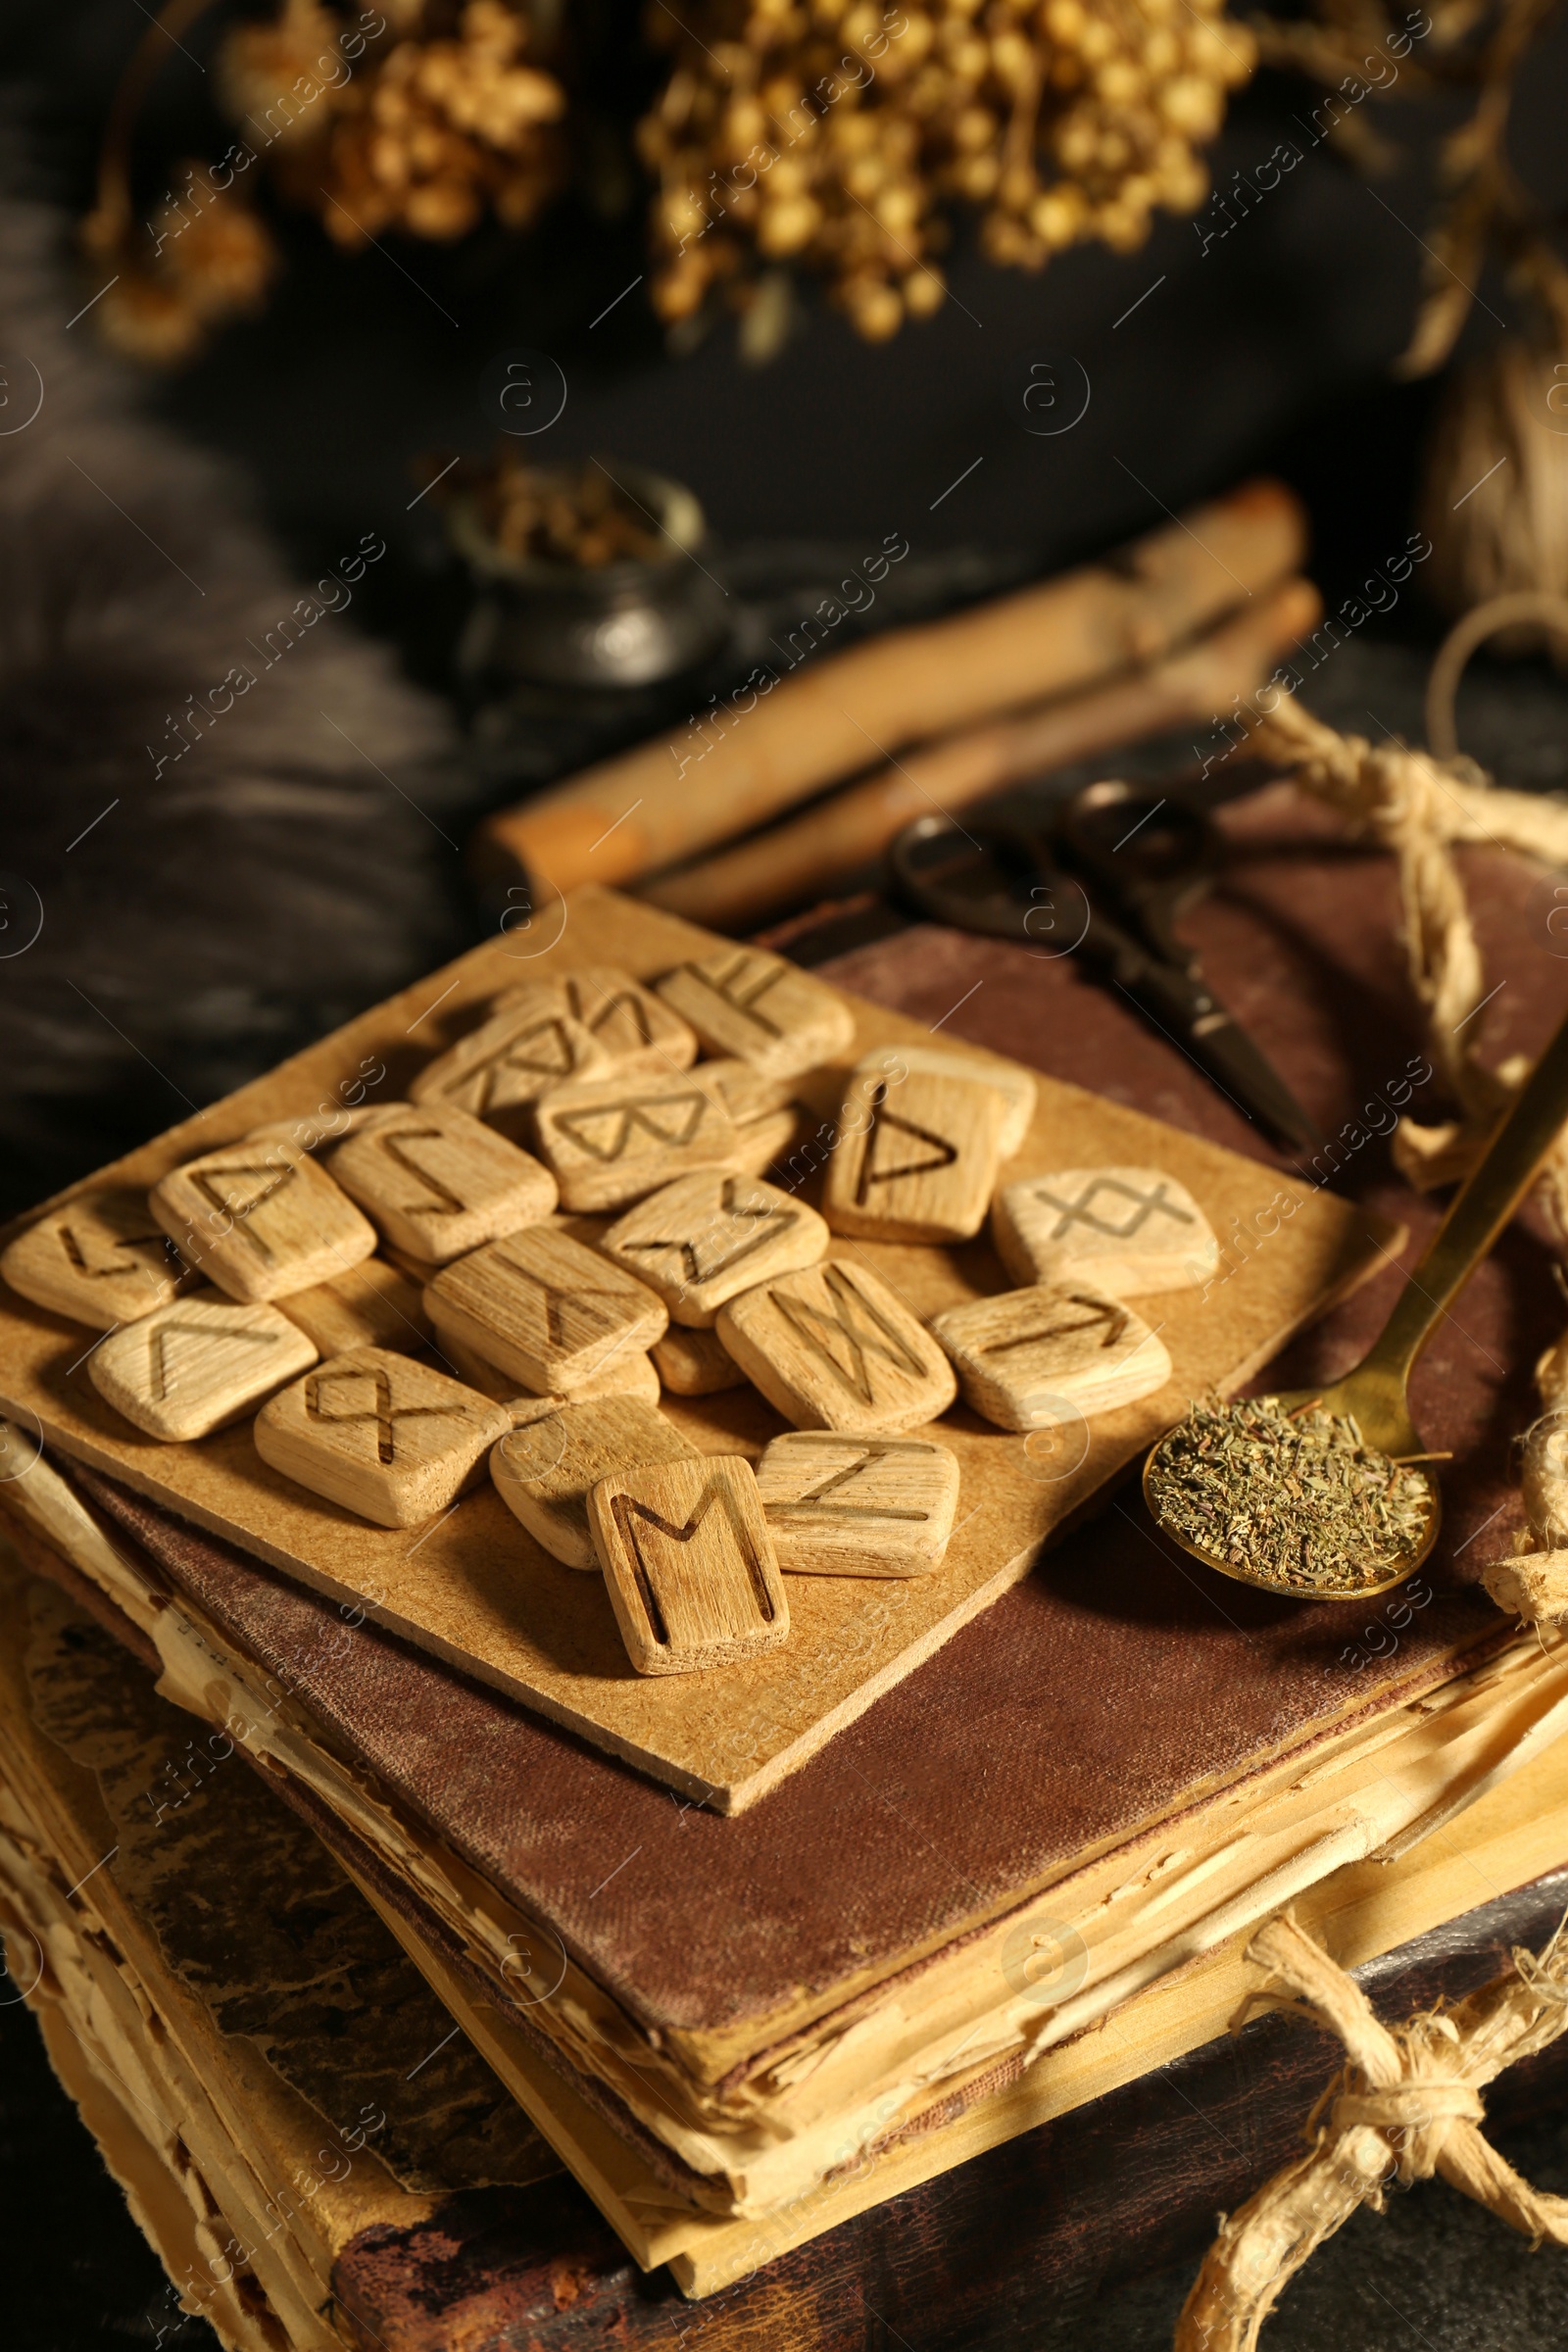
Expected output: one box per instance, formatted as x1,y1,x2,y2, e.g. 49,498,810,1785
0,887,1397,1811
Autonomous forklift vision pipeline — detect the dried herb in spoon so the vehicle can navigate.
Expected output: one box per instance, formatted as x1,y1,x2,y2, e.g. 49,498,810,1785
1147,1395,1436,1593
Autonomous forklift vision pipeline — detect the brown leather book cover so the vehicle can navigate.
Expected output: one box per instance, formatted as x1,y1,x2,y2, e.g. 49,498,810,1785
47,784,1558,2076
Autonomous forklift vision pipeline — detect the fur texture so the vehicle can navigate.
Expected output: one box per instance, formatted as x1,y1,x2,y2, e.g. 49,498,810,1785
0,200,468,1212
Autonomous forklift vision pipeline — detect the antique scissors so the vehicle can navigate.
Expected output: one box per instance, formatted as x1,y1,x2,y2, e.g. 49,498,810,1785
888,778,1321,1152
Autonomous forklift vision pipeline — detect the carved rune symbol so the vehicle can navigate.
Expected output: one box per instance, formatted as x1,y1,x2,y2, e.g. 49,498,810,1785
565,978,652,1048
682,953,788,1038
786,1437,933,1522
495,1255,631,1346
58,1217,168,1279
772,1267,925,1404
553,1090,711,1163
306,1366,465,1464
451,1017,582,1109
1034,1175,1196,1243
623,1180,796,1282
147,1319,277,1400
610,1478,776,1644
854,1082,959,1202
191,1161,296,1262
376,1128,466,1215
977,1296,1130,1359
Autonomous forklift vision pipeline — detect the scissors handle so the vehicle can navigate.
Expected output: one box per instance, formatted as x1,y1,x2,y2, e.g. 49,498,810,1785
889,807,1325,1154
1058,780,1217,970
890,814,1069,943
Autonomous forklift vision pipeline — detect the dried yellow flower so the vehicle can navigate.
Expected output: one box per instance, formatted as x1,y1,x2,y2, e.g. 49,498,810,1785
85,0,1261,361
96,270,209,367
273,0,569,245
637,0,1253,337
219,0,346,145
83,169,278,366
162,189,280,318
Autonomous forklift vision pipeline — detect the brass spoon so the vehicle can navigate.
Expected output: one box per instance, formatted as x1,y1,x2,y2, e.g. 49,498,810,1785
1144,1003,1568,1599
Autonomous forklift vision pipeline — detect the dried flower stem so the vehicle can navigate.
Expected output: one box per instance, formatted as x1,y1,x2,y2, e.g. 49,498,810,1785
90,0,224,246
1253,0,1568,373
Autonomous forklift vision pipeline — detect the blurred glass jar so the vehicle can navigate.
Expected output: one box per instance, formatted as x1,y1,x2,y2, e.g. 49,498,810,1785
446,462,731,689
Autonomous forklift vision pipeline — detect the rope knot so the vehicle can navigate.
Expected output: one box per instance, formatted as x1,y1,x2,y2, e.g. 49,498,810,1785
1329,2072,1486,2180
1177,1908,1568,2350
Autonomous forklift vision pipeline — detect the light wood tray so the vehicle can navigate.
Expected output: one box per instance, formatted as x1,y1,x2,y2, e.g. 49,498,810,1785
0,888,1397,1810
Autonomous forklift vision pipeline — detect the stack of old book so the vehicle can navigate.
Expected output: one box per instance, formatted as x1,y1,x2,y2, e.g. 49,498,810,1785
4,786,1568,2352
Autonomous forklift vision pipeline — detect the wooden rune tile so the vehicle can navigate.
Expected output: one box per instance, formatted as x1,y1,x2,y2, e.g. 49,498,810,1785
436,1331,662,1411
150,1145,377,1303
715,1258,957,1433
244,1105,375,1149
499,966,699,1079
650,1323,747,1396
385,1219,604,1291
821,1067,1004,1244
549,1209,612,1245
329,1103,557,1264
410,992,610,1136
856,1043,1036,1159
754,1431,961,1577
728,1102,807,1178
1,1188,192,1329
254,1346,510,1528
586,1453,790,1675
992,1165,1219,1296
597,1172,829,1327
531,1069,740,1213
377,1241,445,1293
929,1281,1172,1432
422,1226,667,1396
571,1348,662,1406
88,1298,318,1440
430,1334,524,1405
653,948,855,1080
274,1259,431,1358
698,1060,809,1179
491,1396,699,1568
698,1060,796,1121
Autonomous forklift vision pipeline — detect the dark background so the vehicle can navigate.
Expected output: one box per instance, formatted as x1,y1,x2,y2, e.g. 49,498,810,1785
9,0,1568,646
6,2,1568,2344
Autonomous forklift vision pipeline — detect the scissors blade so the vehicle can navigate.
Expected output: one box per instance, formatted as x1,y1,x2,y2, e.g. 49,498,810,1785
1109,951,1325,1152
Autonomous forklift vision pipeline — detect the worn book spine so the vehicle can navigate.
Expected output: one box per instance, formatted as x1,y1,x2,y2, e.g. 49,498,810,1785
327,1868,1568,2349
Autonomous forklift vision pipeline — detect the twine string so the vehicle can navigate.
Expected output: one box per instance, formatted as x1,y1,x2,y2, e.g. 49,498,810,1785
1241,690,1568,1626
1175,1912,1568,2351
1176,699,1568,2340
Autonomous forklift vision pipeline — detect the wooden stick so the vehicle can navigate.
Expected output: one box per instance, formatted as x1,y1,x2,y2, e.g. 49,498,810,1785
638,577,1322,932
476,479,1307,895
